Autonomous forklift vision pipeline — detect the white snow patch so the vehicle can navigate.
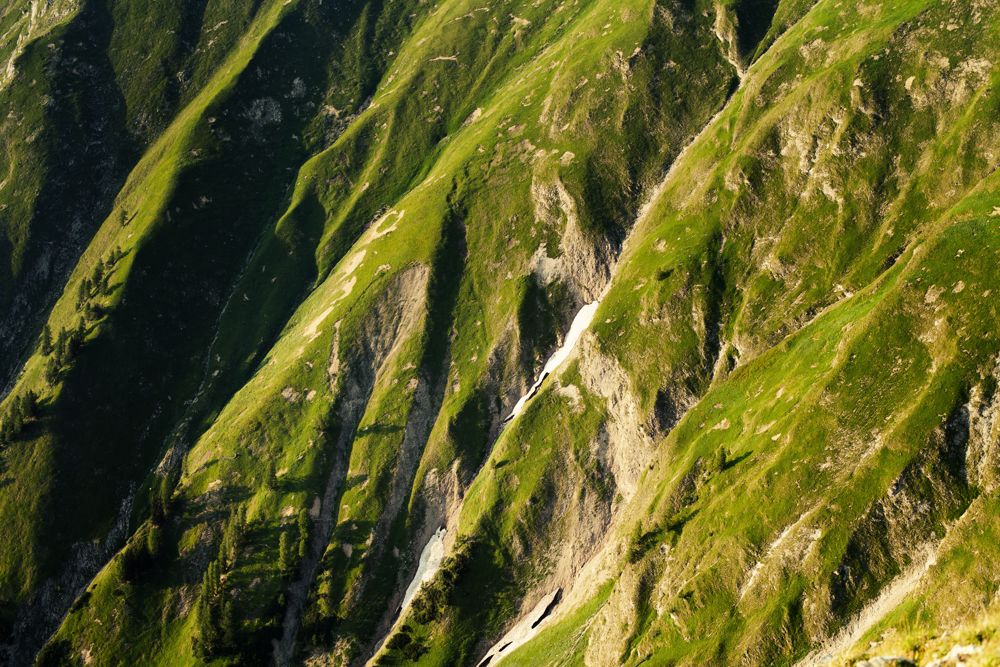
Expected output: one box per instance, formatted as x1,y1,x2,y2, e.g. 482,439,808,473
367,527,447,665
503,302,600,424
478,589,562,666
400,526,447,613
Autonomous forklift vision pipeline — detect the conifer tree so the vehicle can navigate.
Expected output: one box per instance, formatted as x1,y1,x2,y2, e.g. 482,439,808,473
297,509,310,560
9,397,25,434
317,574,335,619
98,267,112,294
219,509,244,568
39,324,53,356
77,277,92,306
279,531,293,575
220,599,236,647
195,588,219,656
22,390,38,421
45,357,60,385
84,302,101,322
54,329,70,365
91,259,111,295
66,329,82,358
193,558,234,658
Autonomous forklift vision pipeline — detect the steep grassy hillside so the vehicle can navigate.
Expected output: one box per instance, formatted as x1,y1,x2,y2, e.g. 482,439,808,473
0,0,277,389
0,0,997,666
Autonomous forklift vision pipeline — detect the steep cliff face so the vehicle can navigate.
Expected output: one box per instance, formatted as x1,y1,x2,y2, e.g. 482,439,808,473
0,1,998,666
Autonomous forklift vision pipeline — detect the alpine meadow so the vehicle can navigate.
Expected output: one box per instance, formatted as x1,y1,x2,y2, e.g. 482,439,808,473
1,1,999,666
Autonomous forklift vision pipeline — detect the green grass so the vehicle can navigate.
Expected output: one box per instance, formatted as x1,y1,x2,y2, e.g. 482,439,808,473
2,0,1000,665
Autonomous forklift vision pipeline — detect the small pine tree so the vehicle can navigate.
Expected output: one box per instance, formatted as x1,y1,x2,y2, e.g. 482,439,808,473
219,509,244,568
297,509,310,560
77,277,92,306
208,561,221,597
8,397,25,434
54,329,70,365
193,557,236,657
297,508,310,535
65,329,82,359
40,324,54,356
22,390,38,421
92,259,111,295
83,302,102,322
45,357,61,385
99,270,112,295
317,574,334,619
195,590,220,658
53,328,80,368
279,531,293,575
220,599,236,647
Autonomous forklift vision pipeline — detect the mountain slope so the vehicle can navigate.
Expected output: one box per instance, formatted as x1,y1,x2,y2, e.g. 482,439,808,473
0,0,998,666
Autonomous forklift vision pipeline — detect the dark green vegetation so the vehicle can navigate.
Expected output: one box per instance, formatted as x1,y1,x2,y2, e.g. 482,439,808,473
1,0,998,665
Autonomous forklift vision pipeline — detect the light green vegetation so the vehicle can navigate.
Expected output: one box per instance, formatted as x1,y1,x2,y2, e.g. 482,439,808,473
0,0,998,666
